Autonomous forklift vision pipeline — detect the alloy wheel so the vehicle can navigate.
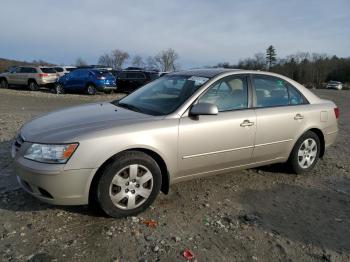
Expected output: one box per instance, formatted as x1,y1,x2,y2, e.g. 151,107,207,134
109,164,153,210
298,138,317,168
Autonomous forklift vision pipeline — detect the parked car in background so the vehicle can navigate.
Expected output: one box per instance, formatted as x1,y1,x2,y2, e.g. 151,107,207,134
12,69,338,218
55,68,116,95
113,69,160,93
53,66,77,77
78,65,113,71
326,81,343,90
0,66,58,91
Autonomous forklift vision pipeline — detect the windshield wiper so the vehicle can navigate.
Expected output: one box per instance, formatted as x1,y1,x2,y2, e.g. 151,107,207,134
115,102,143,113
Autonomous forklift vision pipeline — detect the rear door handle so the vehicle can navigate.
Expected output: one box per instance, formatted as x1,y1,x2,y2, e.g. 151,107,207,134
240,120,254,127
294,114,304,120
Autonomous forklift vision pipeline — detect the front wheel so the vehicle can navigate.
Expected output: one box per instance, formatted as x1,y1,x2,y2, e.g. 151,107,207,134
94,151,162,218
289,131,320,174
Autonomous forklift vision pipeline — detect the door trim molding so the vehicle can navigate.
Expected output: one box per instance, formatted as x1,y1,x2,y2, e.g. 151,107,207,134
254,138,293,147
182,139,293,159
182,145,254,159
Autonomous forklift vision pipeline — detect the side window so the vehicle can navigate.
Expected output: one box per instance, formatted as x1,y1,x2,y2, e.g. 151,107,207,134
253,75,289,107
81,70,89,78
29,68,37,73
69,70,79,77
118,72,127,79
198,76,248,112
19,67,28,73
288,84,307,105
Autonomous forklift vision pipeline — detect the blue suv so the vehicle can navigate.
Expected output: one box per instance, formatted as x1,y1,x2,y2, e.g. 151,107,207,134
55,69,117,95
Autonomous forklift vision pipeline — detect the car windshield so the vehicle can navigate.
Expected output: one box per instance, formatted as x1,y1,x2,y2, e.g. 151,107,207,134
112,75,210,116
41,68,57,73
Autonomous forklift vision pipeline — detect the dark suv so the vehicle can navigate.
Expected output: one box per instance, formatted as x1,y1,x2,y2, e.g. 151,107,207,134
113,70,159,93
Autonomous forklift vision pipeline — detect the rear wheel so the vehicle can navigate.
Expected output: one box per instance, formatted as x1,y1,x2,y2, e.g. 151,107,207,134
86,84,96,95
93,151,162,218
28,81,39,91
289,131,320,174
0,79,8,89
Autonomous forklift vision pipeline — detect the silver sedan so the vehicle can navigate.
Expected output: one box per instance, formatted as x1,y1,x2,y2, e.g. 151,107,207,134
12,69,339,218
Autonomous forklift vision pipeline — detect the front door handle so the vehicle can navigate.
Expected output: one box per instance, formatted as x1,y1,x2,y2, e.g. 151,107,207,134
294,114,304,120
240,120,254,127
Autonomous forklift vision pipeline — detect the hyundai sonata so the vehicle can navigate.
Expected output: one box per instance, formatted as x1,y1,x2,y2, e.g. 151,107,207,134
12,69,338,217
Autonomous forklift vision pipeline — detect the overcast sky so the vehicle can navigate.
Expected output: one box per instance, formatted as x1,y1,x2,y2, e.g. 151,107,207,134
0,0,349,68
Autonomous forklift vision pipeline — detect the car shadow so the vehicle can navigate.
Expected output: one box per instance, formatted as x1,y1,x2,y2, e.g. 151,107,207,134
238,183,350,253
254,163,295,174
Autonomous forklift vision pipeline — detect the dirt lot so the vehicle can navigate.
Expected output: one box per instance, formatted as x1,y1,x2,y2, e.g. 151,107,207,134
0,88,349,262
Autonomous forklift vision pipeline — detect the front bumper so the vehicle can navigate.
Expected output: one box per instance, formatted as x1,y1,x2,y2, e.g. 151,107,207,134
14,156,96,205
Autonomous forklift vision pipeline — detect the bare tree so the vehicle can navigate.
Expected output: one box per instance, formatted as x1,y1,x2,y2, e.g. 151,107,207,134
253,53,266,69
111,49,129,69
154,48,179,71
131,55,145,68
98,53,113,68
146,56,159,70
75,57,87,67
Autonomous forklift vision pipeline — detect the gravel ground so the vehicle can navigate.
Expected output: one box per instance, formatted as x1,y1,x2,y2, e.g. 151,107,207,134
0,88,349,262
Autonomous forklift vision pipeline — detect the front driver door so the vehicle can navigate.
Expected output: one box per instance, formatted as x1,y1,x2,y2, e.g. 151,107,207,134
178,75,256,178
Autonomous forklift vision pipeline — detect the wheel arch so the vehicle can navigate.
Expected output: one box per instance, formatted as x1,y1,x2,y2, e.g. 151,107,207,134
88,148,170,204
308,128,325,158
291,128,325,159
27,78,38,84
85,81,96,87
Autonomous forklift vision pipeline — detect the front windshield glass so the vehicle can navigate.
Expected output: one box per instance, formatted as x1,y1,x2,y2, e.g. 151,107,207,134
113,75,209,116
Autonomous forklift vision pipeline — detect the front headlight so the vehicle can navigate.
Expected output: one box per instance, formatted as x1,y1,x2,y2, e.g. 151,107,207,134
24,143,78,164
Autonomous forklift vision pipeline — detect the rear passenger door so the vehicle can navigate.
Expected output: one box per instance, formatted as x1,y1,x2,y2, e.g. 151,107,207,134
76,70,89,91
251,74,309,162
17,67,30,85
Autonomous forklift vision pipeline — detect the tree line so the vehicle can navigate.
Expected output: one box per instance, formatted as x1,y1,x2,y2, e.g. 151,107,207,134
216,45,350,88
96,48,179,72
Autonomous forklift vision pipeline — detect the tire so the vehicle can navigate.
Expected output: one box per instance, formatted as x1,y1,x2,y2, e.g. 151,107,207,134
289,131,321,174
86,84,96,95
0,79,8,89
28,81,39,91
55,84,65,94
94,151,162,218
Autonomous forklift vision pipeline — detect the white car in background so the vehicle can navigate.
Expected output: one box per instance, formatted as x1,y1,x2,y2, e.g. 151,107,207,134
326,81,343,90
53,66,77,77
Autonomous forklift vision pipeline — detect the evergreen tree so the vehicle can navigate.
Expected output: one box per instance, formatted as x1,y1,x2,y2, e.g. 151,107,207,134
266,45,277,70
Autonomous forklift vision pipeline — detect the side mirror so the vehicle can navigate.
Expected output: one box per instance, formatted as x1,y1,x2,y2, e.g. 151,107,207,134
189,103,218,116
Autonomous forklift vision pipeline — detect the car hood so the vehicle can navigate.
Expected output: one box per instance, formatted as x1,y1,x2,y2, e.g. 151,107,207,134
20,102,155,143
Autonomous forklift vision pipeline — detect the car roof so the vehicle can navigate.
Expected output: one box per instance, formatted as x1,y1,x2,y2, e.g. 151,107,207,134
169,68,241,78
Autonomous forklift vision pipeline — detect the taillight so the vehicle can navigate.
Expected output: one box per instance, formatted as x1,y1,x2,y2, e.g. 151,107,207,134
39,73,48,78
334,107,339,119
